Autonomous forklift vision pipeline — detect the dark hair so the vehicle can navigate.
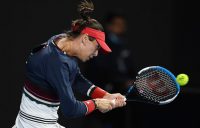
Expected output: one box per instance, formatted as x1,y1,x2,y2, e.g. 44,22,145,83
66,0,104,41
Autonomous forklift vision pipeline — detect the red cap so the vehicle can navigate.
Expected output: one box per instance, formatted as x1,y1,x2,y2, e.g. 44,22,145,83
81,27,112,53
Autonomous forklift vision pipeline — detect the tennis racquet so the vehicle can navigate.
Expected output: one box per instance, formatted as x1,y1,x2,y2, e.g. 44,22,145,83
125,66,180,105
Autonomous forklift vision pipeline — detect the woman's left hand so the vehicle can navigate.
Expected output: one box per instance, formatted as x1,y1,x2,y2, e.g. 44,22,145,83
103,93,126,108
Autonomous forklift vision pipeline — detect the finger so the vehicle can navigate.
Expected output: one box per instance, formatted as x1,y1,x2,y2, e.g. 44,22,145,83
112,100,122,108
116,95,126,101
111,99,116,106
117,99,126,107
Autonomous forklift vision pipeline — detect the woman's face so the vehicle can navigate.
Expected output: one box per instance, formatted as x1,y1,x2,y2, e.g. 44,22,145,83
78,35,100,62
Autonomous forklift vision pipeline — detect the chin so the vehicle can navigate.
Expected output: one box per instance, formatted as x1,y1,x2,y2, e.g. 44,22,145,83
81,58,88,62
80,56,91,62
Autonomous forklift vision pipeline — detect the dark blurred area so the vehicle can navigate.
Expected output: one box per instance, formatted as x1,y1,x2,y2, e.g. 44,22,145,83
1,0,200,128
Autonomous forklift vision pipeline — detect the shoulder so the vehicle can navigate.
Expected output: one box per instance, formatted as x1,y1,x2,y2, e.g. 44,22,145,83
47,51,78,71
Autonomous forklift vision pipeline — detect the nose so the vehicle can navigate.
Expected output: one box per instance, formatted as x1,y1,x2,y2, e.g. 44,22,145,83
93,50,98,57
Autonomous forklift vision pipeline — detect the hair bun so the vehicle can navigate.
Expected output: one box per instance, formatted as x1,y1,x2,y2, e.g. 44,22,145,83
78,0,94,21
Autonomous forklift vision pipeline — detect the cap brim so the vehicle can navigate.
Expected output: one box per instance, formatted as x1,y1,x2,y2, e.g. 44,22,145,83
96,39,112,53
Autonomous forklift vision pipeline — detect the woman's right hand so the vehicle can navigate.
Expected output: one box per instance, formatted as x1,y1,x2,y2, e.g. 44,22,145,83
93,98,115,113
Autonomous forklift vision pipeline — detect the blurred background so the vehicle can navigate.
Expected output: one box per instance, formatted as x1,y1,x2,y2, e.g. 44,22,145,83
1,0,200,127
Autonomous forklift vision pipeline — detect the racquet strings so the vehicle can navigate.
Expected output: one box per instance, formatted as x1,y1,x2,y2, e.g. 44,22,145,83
134,68,178,103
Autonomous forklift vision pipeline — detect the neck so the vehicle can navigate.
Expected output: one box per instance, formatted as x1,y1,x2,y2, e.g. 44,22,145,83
56,38,73,56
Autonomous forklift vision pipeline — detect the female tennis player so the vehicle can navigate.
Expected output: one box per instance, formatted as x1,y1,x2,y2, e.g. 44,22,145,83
12,0,126,128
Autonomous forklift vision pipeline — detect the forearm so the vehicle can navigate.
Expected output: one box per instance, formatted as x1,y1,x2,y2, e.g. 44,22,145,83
88,86,108,98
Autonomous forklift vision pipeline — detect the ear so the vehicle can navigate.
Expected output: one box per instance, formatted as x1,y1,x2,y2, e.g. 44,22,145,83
81,34,89,46
81,34,88,46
